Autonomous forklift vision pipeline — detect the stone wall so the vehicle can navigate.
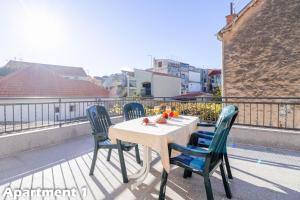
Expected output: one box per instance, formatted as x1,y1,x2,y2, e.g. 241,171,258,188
222,0,300,97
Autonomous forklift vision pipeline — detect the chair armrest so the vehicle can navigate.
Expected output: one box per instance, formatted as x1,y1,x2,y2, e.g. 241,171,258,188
169,143,209,157
197,122,216,127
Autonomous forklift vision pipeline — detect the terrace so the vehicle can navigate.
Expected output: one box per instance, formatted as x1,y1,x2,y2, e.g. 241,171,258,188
0,97,300,199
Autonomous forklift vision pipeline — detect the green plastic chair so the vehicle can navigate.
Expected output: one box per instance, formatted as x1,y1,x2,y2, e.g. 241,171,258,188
159,105,238,200
86,105,140,183
123,102,145,120
187,105,239,179
121,102,146,163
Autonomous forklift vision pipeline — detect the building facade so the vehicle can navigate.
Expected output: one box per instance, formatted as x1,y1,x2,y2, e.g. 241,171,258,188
132,69,181,97
153,59,210,93
208,69,221,92
218,0,300,97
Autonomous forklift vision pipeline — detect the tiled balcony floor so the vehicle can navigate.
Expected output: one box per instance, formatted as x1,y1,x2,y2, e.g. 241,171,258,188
0,135,300,200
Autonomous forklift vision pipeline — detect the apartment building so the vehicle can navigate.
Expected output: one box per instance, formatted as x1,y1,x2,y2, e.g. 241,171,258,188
208,69,221,92
153,59,210,93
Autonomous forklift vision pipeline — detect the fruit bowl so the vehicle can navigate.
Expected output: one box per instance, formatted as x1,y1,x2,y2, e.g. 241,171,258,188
156,116,167,124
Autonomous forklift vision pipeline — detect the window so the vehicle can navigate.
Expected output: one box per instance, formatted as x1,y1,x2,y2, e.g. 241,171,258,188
69,105,76,112
55,107,60,113
158,61,162,68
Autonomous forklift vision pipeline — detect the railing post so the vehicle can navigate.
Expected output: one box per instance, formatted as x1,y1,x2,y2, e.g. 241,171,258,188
59,98,62,127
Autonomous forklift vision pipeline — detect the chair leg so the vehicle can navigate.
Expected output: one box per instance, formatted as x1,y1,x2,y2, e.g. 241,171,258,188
204,174,214,200
135,145,141,164
159,169,168,200
89,145,98,175
220,161,232,199
224,153,233,179
107,148,112,161
183,169,192,178
117,140,128,183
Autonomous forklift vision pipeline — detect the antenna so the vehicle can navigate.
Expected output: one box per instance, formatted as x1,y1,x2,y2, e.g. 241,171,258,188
230,2,234,15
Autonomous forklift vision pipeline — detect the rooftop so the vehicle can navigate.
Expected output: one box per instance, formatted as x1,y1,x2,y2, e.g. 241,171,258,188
1,135,299,200
2,60,88,77
209,69,221,76
0,65,109,97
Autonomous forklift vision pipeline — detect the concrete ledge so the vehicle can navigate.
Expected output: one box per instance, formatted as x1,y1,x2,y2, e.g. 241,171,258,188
229,126,300,151
0,116,123,158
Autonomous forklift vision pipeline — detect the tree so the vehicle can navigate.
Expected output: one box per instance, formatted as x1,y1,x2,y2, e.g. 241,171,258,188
212,86,222,101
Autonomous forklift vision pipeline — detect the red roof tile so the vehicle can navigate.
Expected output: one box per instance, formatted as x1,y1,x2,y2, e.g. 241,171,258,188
0,66,109,97
208,69,221,76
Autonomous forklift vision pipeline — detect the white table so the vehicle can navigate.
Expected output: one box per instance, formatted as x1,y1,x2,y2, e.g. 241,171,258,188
109,115,198,188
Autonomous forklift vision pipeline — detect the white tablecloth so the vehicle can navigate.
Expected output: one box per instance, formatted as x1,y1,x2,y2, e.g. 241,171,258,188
109,115,199,173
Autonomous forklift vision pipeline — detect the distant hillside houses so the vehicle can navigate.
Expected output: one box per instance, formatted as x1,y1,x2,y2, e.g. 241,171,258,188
1,60,90,81
96,59,221,97
94,68,182,98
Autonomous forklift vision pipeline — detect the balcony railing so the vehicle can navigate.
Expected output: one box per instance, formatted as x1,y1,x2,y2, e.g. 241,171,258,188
0,96,299,135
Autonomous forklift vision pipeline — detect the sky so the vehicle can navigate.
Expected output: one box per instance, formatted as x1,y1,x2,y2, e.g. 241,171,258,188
0,0,249,76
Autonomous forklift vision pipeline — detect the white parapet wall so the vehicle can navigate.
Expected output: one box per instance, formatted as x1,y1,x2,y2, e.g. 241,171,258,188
1,118,300,158
201,125,300,151
229,126,300,151
0,116,123,158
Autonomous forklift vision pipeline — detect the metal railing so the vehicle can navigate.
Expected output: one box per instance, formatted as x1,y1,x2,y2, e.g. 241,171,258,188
0,96,299,135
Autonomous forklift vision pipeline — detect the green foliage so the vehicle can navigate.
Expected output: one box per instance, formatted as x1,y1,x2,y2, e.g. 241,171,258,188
212,86,222,101
109,101,222,122
144,102,222,122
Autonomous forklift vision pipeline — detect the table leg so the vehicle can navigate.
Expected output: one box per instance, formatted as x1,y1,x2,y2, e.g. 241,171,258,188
131,146,152,189
128,146,148,179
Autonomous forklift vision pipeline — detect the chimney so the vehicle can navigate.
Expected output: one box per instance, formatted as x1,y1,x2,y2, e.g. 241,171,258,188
226,2,237,25
226,14,237,25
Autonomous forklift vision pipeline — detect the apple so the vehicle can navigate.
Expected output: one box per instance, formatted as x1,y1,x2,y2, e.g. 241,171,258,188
143,117,149,125
169,111,174,118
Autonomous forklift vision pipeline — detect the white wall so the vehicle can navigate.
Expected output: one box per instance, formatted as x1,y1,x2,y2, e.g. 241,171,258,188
0,116,123,158
0,98,98,126
188,71,201,82
188,82,201,92
134,69,152,96
152,74,181,97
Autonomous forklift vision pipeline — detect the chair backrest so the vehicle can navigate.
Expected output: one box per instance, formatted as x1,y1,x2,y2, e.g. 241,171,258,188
208,105,239,168
123,102,145,121
214,105,239,131
86,105,112,140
